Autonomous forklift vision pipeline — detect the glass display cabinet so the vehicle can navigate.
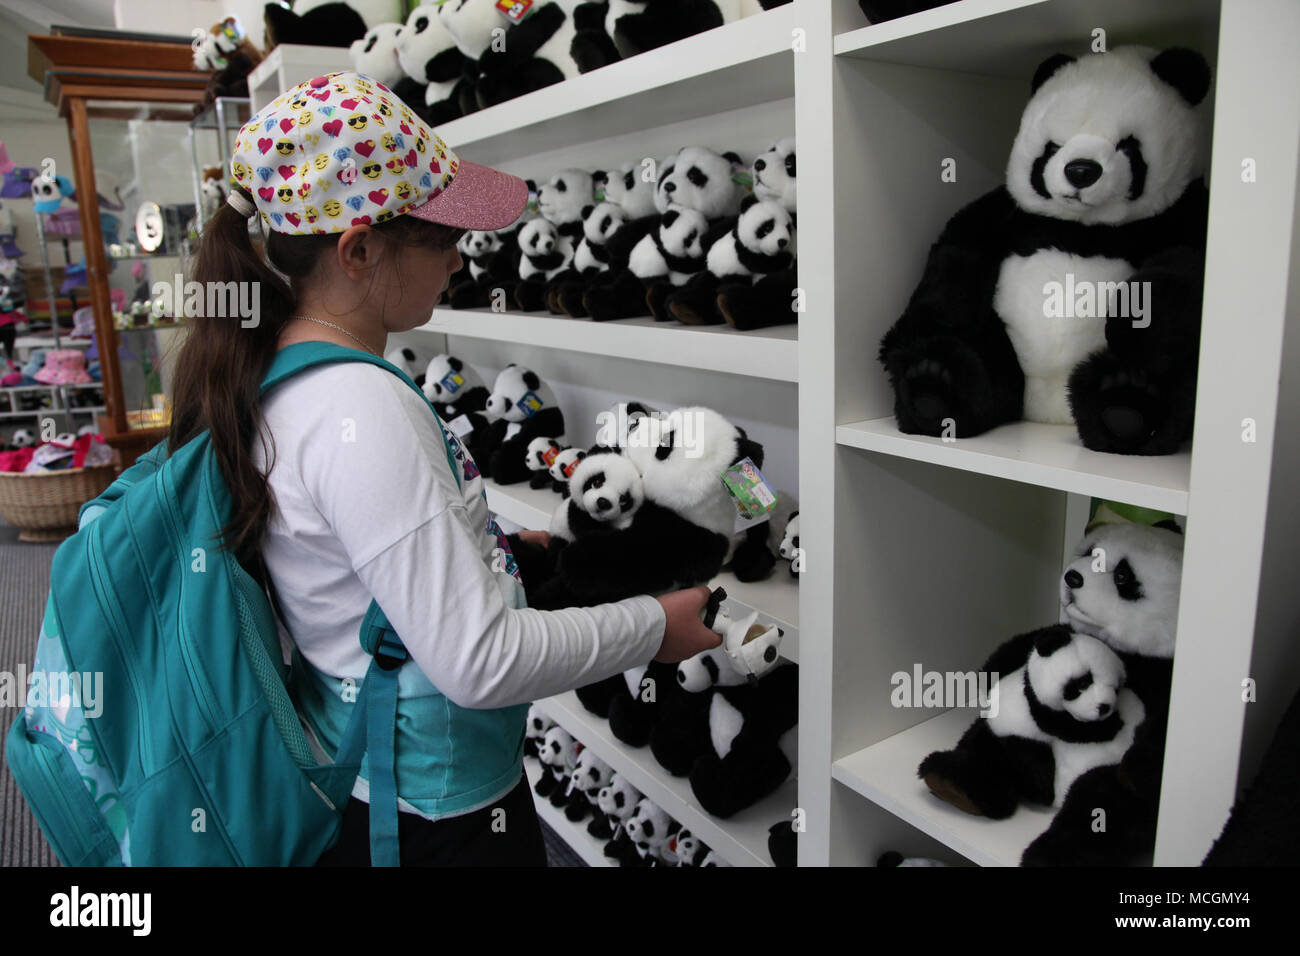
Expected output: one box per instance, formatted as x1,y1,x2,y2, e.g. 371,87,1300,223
27,27,212,466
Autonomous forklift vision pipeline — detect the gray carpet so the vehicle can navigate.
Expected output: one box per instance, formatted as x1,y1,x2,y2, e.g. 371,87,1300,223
0,522,59,867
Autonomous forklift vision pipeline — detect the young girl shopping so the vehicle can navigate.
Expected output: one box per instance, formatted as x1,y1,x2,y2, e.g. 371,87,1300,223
173,71,721,866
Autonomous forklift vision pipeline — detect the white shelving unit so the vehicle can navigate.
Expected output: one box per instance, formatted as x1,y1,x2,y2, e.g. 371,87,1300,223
388,0,1300,867
523,759,615,867
247,43,356,112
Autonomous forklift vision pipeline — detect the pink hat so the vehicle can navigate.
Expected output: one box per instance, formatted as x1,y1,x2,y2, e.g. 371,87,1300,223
32,350,92,386
230,71,526,235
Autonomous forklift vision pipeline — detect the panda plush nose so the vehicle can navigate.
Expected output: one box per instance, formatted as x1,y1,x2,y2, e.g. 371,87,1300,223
1098,702,1112,718
595,496,612,511
754,158,766,171
663,181,676,193
1064,159,1103,189
1064,569,1084,589
778,238,788,248
619,491,633,511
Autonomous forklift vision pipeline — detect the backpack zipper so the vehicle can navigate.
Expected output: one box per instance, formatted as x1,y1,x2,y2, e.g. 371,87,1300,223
85,522,155,776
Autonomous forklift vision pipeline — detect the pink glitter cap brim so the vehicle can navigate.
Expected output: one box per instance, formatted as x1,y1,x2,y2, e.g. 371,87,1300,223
405,160,528,231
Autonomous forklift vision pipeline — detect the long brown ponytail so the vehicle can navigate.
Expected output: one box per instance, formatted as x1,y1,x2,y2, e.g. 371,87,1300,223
169,184,463,569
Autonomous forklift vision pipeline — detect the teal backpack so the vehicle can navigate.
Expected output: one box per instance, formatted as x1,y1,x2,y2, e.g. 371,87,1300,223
5,342,459,866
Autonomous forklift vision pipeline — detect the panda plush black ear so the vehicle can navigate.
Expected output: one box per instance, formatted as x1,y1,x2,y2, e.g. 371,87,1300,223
575,450,586,460
739,193,759,213
721,151,745,167
1153,518,1185,535
591,170,607,186
581,204,594,220
523,369,540,390
448,356,463,371
1150,47,1211,106
524,179,537,194
662,209,679,228
1031,53,1076,93
1033,627,1073,657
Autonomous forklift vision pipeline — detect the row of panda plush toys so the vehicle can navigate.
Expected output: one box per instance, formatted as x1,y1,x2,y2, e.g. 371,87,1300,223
390,347,803,827
525,709,727,867
436,140,797,332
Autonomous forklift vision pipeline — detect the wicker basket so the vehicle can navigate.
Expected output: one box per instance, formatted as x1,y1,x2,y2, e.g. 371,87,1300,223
0,465,117,543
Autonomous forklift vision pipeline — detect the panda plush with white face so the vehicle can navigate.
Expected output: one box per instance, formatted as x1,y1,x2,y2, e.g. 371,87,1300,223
447,222,524,309
465,0,583,109
523,703,554,760
778,511,800,577
880,46,1211,455
513,219,576,311
596,773,644,863
752,136,797,215
623,797,681,866
484,363,566,484
564,747,614,823
601,161,659,219
536,725,581,807
349,22,405,89
547,446,587,495
394,3,470,125
669,193,796,327
919,519,1185,865
384,346,426,388
550,202,629,315
525,436,567,489
536,168,599,242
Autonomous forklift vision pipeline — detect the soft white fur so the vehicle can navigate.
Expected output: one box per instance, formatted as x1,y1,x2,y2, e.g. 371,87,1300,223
525,704,554,746
526,436,563,473
1006,46,1208,225
658,146,744,219
516,219,574,281
573,201,627,273
421,353,484,406
485,363,556,423
537,169,595,227
396,5,460,101
548,446,586,485
752,136,796,213
570,748,614,796
537,725,578,771
565,451,644,529
624,798,678,863
350,22,405,88
778,512,800,562
627,205,707,284
457,229,503,280
1059,522,1185,658
704,197,795,281
596,773,642,824
602,162,659,219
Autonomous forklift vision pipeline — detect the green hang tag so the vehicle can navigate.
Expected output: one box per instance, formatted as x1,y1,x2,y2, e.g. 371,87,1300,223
1086,499,1178,533
721,457,778,522
593,182,606,202
730,160,754,190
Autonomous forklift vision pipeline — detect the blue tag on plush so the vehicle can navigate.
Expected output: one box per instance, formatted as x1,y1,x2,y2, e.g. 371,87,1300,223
518,390,544,417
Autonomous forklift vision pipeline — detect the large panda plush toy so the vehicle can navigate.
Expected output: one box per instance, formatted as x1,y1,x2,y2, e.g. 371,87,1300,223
918,519,1184,865
394,3,471,125
879,47,1211,455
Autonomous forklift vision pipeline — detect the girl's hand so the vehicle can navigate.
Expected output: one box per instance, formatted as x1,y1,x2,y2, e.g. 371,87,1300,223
516,529,551,548
653,586,722,663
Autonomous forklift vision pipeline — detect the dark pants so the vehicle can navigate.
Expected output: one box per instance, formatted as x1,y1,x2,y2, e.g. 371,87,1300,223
0,324,14,363
315,773,548,867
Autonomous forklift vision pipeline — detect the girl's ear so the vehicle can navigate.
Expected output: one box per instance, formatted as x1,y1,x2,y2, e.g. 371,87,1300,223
335,223,378,279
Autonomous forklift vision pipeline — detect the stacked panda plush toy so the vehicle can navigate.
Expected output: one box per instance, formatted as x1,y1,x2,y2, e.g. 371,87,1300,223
482,364,567,485
421,354,505,476
879,47,1211,456
392,3,471,125
918,519,1184,865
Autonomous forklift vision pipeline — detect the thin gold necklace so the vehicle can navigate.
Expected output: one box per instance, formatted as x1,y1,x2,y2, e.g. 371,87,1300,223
288,314,380,356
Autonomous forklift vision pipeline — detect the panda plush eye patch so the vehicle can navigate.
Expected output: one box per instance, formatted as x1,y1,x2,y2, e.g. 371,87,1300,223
686,167,708,188
1062,672,1094,701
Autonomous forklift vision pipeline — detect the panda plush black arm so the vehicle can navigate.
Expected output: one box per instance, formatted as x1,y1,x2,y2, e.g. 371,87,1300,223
611,0,725,55
571,1,621,73
483,1,567,67
604,215,659,261
424,45,468,83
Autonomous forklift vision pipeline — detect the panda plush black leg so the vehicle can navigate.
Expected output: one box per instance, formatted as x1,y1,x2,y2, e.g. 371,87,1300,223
575,676,625,718
666,274,724,325
917,716,1039,819
1021,764,1157,866
476,58,567,109
690,731,792,820
533,767,558,798
730,521,778,583
718,271,799,331
1068,352,1195,456
644,279,681,322
584,269,652,321
649,681,716,777
613,1,725,55
564,787,592,822
513,277,550,312
556,278,591,317
608,662,678,748
571,1,621,72
587,813,613,840
768,820,797,867
881,328,1024,438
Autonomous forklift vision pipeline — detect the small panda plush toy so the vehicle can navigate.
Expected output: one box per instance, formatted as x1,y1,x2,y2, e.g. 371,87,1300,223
523,704,554,760
547,446,587,495
920,626,1142,820
422,353,503,474
383,346,426,388
600,161,659,220
920,519,1184,865
447,222,524,310
513,219,576,311
580,204,708,322
668,193,796,327
394,3,470,125
549,202,629,315
525,437,567,489
879,46,1211,455
752,136,797,215
468,0,583,109
349,22,405,89
597,773,643,863
264,0,402,50
623,797,681,867
484,363,566,484
564,747,614,823
535,725,580,806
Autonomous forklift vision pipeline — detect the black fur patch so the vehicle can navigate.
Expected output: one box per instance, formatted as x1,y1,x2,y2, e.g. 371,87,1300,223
734,233,793,275
1030,142,1060,199
1032,53,1075,93
1117,136,1147,200
1025,671,1124,743
651,228,704,275
1113,557,1143,601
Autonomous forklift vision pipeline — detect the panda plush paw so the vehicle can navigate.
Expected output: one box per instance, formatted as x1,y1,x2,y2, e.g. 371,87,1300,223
717,273,799,331
584,270,651,321
917,744,1022,819
885,333,1019,438
1068,354,1192,455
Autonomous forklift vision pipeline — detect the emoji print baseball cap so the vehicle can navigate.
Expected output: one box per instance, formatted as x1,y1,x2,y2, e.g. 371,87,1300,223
229,71,527,235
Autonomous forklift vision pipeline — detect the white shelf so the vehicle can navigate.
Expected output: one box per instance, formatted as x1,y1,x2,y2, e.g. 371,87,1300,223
536,690,792,868
523,758,614,867
420,309,798,383
831,709,1055,867
836,418,1190,516
484,476,799,663
835,0,1220,76
247,44,352,112
436,4,799,166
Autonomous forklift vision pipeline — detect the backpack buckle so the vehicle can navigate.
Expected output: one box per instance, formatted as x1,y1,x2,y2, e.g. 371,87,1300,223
372,633,408,671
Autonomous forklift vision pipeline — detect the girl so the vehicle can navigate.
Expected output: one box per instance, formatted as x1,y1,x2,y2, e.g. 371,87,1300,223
170,72,721,866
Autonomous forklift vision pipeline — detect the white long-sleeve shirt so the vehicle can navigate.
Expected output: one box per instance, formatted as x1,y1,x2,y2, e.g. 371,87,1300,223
253,359,666,711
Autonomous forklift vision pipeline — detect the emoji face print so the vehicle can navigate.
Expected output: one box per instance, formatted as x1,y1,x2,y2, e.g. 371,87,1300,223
394,181,413,201
354,77,374,93
298,109,313,127
362,160,383,180
276,186,294,204
275,138,295,156
297,181,311,199
232,160,248,182
376,100,393,119
322,199,342,218
375,209,395,223
385,157,405,175
313,153,330,171
304,205,319,224
290,93,309,110
347,113,368,132
415,136,427,155
381,133,399,153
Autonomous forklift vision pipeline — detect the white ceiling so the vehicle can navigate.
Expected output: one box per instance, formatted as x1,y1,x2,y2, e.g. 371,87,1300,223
0,1,120,122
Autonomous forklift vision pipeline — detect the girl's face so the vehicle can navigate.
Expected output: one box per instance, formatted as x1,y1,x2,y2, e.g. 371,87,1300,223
380,239,462,333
